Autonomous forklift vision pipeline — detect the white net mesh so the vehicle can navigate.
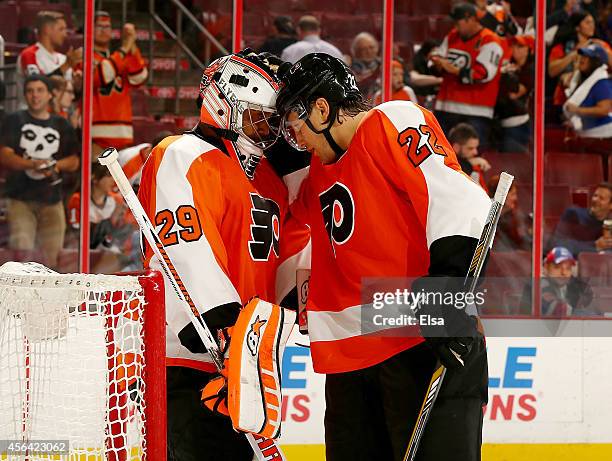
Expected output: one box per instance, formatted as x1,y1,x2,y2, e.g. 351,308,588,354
0,263,148,460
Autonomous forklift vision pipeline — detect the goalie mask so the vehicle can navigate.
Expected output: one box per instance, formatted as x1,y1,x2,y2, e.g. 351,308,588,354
199,50,281,178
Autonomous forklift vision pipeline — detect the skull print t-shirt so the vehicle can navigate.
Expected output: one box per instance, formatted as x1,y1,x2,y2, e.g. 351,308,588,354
1,110,79,203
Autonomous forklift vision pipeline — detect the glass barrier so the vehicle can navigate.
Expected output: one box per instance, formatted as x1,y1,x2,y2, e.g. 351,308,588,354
542,0,611,318
0,1,84,274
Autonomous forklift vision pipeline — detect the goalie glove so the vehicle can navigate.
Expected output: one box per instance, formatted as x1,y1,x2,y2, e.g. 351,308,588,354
177,302,241,353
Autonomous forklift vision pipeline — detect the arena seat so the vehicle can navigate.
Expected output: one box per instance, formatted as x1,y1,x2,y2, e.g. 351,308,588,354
323,13,374,38
0,2,18,42
244,12,268,36
545,153,604,187
0,249,45,266
589,287,612,315
392,15,429,44
131,88,149,117
483,152,533,184
513,184,570,218
578,253,612,287
428,15,454,40
608,155,611,181
133,118,177,145
413,1,454,16
545,127,572,152
480,250,531,315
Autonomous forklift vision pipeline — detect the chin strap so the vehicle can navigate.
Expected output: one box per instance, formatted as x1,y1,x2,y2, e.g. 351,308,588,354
304,105,346,159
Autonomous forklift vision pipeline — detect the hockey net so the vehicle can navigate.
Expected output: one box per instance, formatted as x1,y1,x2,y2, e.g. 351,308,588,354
0,263,166,460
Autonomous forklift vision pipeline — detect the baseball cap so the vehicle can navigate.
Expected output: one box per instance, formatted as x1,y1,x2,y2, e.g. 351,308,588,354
544,247,576,265
578,43,608,65
449,3,477,21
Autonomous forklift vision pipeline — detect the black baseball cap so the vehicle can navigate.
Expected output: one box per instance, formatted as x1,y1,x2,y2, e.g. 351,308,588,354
450,3,477,21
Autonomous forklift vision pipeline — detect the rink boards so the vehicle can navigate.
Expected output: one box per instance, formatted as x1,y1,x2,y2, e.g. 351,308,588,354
2,318,612,460
279,319,612,460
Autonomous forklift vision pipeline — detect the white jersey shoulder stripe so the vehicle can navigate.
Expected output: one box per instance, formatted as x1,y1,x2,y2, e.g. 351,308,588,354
376,102,491,247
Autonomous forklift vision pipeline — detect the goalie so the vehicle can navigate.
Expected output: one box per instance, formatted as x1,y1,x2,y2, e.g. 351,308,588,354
138,50,309,460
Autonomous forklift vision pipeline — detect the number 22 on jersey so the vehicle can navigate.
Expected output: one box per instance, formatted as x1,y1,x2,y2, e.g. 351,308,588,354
397,124,448,167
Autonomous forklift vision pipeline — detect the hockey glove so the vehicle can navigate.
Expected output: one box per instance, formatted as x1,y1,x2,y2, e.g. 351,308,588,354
412,276,479,370
177,301,241,354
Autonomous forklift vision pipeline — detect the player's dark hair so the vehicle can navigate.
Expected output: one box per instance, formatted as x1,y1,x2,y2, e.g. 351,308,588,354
448,123,479,145
36,11,65,32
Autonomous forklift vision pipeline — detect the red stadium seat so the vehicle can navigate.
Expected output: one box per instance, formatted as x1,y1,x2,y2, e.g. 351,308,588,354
480,250,532,315
131,88,149,117
544,127,572,152
18,1,48,31
0,2,19,42
428,16,454,41
0,249,45,266
392,15,428,44
323,13,374,39
243,12,268,36
543,185,571,217
483,152,533,184
413,1,454,16
608,155,611,181
589,287,612,315
545,153,604,187
578,253,612,287
133,118,177,145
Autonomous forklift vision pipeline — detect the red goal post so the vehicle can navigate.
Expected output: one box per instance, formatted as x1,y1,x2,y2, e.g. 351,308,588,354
0,267,166,461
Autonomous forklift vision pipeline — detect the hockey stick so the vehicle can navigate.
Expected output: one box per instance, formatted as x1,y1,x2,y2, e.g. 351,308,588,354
403,172,514,461
98,148,286,461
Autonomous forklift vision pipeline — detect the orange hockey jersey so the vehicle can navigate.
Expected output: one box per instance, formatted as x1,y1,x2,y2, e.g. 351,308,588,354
290,101,491,374
434,27,504,119
91,47,148,149
139,132,308,371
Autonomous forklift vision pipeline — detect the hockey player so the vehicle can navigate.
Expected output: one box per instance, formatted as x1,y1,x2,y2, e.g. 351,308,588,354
138,50,307,460
276,53,491,461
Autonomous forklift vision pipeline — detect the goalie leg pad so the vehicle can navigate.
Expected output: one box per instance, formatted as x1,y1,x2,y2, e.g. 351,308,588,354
227,298,296,439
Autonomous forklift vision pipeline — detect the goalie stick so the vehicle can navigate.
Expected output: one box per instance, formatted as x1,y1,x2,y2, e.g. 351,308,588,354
403,171,514,461
98,148,286,461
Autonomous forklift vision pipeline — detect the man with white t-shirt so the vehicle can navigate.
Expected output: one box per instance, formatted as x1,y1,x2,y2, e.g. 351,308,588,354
281,15,344,64
17,11,83,106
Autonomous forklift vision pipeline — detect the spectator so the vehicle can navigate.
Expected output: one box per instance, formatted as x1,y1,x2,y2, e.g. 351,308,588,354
548,11,612,112
410,39,444,98
17,11,83,107
547,0,580,30
350,32,381,98
372,61,417,105
49,75,80,130
520,247,593,317
548,182,612,255
117,131,173,189
448,122,490,192
472,0,521,38
495,34,535,153
280,16,343,64
66,163,134,273
488,174,531,250
0,75,79,269
91,11,148,151
258,16,297,58
563,43,612,140
431,3,504,148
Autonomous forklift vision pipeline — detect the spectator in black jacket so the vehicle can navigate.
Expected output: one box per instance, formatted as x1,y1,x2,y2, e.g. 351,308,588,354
258,16,297,58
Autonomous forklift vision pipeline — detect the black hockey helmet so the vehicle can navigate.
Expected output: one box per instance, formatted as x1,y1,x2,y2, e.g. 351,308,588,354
276,53,363,154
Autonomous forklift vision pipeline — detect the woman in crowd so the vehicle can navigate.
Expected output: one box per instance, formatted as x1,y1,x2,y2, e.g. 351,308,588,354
496,34,535,153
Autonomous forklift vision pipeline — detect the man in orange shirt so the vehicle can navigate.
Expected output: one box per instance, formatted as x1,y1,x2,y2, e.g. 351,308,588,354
276,53,490,461
431,3,504,148
91,11,148,150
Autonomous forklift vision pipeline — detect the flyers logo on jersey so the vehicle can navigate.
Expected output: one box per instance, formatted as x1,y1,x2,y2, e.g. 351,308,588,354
319,182,355,254
447,49,472,70
248,193,281,261
246,316,267,356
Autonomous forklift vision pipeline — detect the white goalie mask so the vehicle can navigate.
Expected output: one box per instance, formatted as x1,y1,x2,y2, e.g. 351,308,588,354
199,51,281,178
